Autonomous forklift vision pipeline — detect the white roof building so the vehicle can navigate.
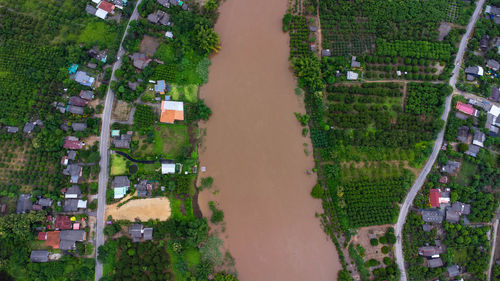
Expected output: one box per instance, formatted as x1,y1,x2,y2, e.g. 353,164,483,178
95,8,108,19
161,163,176,174
162,100,183,111
347,71,359,80
490,105,500,117
77,200,87,209
92,0,101,3
165,31,173,38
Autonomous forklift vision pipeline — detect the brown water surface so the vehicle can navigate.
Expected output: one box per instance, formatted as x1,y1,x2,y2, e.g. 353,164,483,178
197,0,340,280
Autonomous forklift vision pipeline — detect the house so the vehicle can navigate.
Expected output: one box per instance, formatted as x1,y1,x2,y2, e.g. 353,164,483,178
62,164,82,183
129,224,143,242
111,130,120,137
56,102,66,114
418,246,443,257
65,185,81,199
472,129,486,147
74,71,95,87
86,5,97,15
68,64,78,74
78,200,87,209
321,49,331,57
87,62,97,69
455,111,469,120
63,199,78,212
67,150,77,161
487,59,500,71
309,25,318,32
6,126,18,133
16,194,32,214
161,162,176,174
160,101,184,123
44,231,60,249
55,215,72,230
351,56,361,68
428,258,444,268
422,224,431,232
446,208,461,223
23,122,35,134
67,105,85,116
448,264,460,277
421,209,444,223
456,101,479,117
347,71,359,80
69,96,88,107
157,0,170,7
457,126,469,142
95,1,115,19
59,230,85,250
136,180,153,197
37,198,52,208
147,10,170,26
64,137,84,150
113,0,125,9
79,90,95,100
154,80,167,94
464,66,484,81
165,31,173,39
38,232,47,241
480,35,491,50
465,144,481,158
128,81,139,91
144,227,153,240
441,161,460,174
491,87,500,102
429,189,450,208
30,251,49,263
113,132,131,149
113,176,130,199
71,123,87,132
452,201,471,215
131,53,151,69
88,48,108,63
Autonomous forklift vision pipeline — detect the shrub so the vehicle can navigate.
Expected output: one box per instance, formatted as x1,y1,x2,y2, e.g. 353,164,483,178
383,257,393,265
200,176,214,190
365,259,380,267
370,238,379,246
311,184,324,199
458,142,469,153
381,246,389,254
379,236,387,244
209,201,224,223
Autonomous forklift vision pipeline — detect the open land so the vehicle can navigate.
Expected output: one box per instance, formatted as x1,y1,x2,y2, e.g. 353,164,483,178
106,197,171,221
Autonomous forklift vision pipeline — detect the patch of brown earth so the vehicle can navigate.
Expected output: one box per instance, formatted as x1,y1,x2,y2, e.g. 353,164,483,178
112,100,132,121
197,0,340,280
139,35,160,57
106,197,171,221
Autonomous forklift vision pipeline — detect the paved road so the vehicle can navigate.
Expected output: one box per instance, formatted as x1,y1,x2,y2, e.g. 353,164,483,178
394,1,485,280
94,2,143,280
488,215,499,281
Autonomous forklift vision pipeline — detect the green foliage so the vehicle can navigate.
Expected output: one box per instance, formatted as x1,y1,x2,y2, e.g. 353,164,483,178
194,24,221,54
381,246,390,254
370,238,379,246
78,21,119,50
405,83,450,117
200,176,214,190
294,112,310,126
310,184,324,199
186,99,212,122
133,105,156,134
214,272,239,281
209,201,224,224
458,142,469,153
282,13,293,32
376,39,453,61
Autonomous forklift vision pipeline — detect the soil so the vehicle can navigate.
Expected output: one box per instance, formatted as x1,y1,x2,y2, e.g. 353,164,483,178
139,35,160,57
84,136,100,147
105,197,171,221
197,0,340,280
112,100,132,121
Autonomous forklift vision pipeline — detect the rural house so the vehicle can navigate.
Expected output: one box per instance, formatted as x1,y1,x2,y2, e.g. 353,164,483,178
421,209,444,223
112,133,132,149
16,194,32,214
161,161,176,174
157,0,170,7
160,101,184,123
63,164,82,184
136,180,152,197
427,258,443,268
96,1,115,19
129,224,153,242
456,101,479,117
67,105,85,116
321,49,331,57
472,129,486,147
79,90,95,100
346,71,359,80
86,5,97,15
73,71,95,87
45,231,61,248
447,264,460,278
59,230,85,250
112,176,130,199
147,10,170,26
64,137,84,150
487,59,500,71
55,215,72,230
457,126,469,142
491,87,500,102
6,126,18,133
351,56,361,68
465,144,481,158
71,123,87,132
154,80,167,94
446,201,470,223
464,66,484,81
480,35,491,50
429,189,450,208
30,251,49,263
131,53,151,69
441,161,460,174
69,96,88,107
65,185,81,199
418,246,443,257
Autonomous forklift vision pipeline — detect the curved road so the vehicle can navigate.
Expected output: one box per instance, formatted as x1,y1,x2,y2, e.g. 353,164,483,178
94,1,143,280
394,1,485,280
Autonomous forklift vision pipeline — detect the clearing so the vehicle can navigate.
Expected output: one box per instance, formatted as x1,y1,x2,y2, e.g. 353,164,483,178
112,100,132,121
106,197,171,221
170,84,198,102
139,35,160,57
110,154,127,176
154,124,190,158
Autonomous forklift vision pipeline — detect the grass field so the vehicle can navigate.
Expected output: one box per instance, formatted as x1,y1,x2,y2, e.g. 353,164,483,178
78,21,118,49
170,84,198,102
183,247,201,270
110,154,127,176
153,124,190,159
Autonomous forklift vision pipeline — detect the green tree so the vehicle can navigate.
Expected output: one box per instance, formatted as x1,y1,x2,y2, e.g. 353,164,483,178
195,24,221,54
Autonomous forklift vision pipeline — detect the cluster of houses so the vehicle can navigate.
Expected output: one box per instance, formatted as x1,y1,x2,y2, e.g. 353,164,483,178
86,0,125,20
157,0,188,10
3,119,43,135
320,50,360,81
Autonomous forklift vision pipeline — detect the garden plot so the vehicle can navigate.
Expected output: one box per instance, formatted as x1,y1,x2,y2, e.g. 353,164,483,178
106,197,172,221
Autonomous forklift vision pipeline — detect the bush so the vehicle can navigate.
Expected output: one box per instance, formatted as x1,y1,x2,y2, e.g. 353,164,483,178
200,176,214,190
379,236,387,244
458,142,469,153
311,184,324,199
88,200,97,211
370,238,379,246
365,258,380,267
209,201,224,223
381,246,389,254
383,257,393,265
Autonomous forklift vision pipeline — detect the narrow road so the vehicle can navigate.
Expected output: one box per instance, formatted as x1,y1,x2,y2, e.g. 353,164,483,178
488,215,499,281
394,1,485,280
94,1,143,280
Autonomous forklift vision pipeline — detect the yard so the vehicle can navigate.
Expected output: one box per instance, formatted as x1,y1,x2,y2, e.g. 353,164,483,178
110,154,127,176
455,160,477,186
154,124,190,159
169,84,198,103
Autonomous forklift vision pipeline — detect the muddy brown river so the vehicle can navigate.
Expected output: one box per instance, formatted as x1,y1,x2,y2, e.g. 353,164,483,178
197,0,340,280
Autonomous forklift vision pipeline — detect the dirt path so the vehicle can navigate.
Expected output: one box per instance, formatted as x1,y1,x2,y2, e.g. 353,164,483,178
401,82,408,110
197,0,340,280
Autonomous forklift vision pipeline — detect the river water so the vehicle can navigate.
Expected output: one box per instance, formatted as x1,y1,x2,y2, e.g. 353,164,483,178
197,0,340,280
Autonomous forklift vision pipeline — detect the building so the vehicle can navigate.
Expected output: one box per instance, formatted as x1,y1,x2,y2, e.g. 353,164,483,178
429,189,450,208
154,80,167,94
422,209,444,223
347,71,359,80
487,59,500,71
30,250,49,263
68,150,77,161
131,53,151,69
55,215,72,230
452,201,471,215
418,246,443,257
79,90,94,100
161,163,176,174
464,66,484,81
95,1,115,19
6,126,18,133
129,224,153,242
23,122,35,134
64,137,84,150
480,35,491,50
465,144,481,157
69,96,88,107
67,105,85,115
73,71,95,87
428,258,444,268
321,49,331,57
472,129,486,147
86,5,97,15
309,25,318,32
37,198,52,208
351,56,361,68
422,224,431,232
157,0,170,7
45,231,60,248
136,180,152,197
439,176,449,184
446,208,461,223
457,126,469,142
160,101,184,123
441,161,460,174
63,164,82,184
113,0,125,9
16,194,32,214
63,199,79,212
112,133,131,149
147,10,170,26
447,264,460,277
71,123,87,132
113,176,130,199
59,230,85,250
456,101,479,117
491,87,500,102
65,185,81,199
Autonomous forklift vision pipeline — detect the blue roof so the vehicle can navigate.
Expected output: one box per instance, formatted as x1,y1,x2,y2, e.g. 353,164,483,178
154,80,166,92
68,64,78,74
74,71,95,87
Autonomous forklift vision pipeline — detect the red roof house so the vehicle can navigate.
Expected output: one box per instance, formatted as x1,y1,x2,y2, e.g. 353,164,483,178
456,101,478,116
69,96,87,107
64,137,84,150
45,231,60,249
55,215,72,230
98,1,115,13
37,232,47,241
429,189,440,208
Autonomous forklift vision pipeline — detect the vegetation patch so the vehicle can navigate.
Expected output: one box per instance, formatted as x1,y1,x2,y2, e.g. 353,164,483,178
110,154,128,176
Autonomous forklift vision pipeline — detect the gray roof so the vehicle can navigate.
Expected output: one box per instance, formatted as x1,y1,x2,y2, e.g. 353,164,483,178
87,63,97,69
113,176,130,188
86,5,97,15
157,0,170,7
59,240,76,250
60,124,69,132
63,165,82,177
447,264,460,277
422,224,431,232
147,13,159,23
473,129,486,144
465,144,481,157
487,59,500,70
7,126,18,133
422,209,444,223
181,3,187,10
66,185,81,196
457,126,469,142
143,228,153,240
23,122,35,133
37,198,52,207
465,66,480,75
131,53,150,69
63,199,78,212
129,224,143,239
452,201,471,215
428,258,443,268
441,161,460,174
71,123,87,132
455,111,469,120
128,81,139,91
67,105,84,115
351,56,361,68
309,26,318,32
67,150,77,161
79,90,94,100
16,194,32,214
137,180,150,197
30,250,49,263
112,139,130,149
446,209,461,223
60,230,85,241
321,49,331,57
491,87,500,102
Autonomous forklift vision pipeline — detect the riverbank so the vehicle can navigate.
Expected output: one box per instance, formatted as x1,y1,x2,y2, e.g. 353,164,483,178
197,0,340,280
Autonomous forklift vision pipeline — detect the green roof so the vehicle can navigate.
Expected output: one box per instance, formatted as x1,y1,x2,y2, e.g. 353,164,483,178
68,64,78,74
111,130,120,137
114,187,128,199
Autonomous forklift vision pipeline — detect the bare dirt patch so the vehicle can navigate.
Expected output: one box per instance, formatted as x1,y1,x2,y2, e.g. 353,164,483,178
139,35,160,57
84,136,100,147
106,197,171,221
437,22,451,41
112,100,132,121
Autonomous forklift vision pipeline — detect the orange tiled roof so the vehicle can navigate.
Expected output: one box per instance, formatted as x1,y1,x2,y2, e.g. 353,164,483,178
160,110,183,123
45,231,60,249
